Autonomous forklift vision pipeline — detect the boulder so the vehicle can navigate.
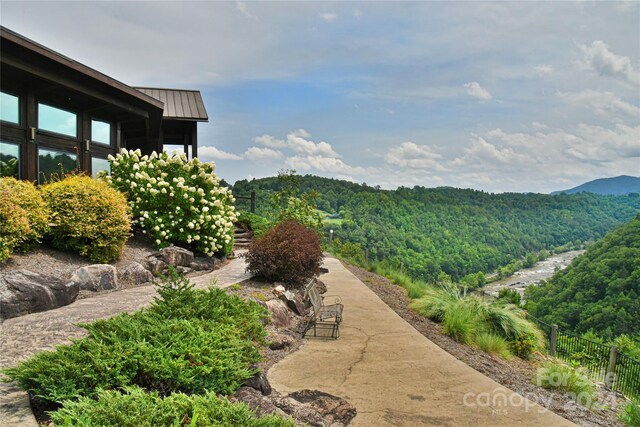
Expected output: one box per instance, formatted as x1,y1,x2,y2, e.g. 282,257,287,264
273,397,327,427
315,279,328,294
281,290,306,316
232,387,285,417
118,262,154,286
160,246,194,267
269,333,295,350
265,299,291,328
190,257,216,271
146,258,167,276
0,270,79,319
176,266,191,275
243,368,272,395
288,389,357,426
70,265,118,292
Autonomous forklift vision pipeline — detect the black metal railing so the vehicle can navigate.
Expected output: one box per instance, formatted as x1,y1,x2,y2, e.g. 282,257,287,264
527,314,640,402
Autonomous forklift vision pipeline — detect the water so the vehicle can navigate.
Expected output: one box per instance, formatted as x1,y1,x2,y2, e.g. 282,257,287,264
481,250,584,299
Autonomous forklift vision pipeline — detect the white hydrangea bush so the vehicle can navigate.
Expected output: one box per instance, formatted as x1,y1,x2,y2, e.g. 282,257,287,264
106,149,236,256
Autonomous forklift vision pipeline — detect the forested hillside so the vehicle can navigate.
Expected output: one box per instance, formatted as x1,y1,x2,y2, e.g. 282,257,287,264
233,175,640,283
526,215,640,339
551,175,640,196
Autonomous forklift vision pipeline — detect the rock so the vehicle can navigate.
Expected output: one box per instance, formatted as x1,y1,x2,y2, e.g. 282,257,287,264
146,258,167,276
269,334,295,350
273,397,327,427
232,387,285,417
281,290,306,316
176,266,191,275
70,265,118,292
315,279,328,294
0,270,79,319
265,299,292,328
288,390,357,426
190,257,216,271
272,285,286,297
118,262,154,286
319,267,329,274
243,368,272,395
160,246,194,267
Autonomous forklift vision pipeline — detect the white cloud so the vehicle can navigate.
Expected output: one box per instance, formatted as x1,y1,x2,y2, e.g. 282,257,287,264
534,64,553,76
244,146,283,161
198,146,243,161
384,142,448,171
253,134,286,148
235,1,257,20
558,89,640,119
285,131,341,158
463,82,492,101
284,155,366,175
579,40,640,85
319,12,337,22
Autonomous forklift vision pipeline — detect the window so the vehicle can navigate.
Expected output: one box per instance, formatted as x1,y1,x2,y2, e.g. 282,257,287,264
92,157,111,178
91,120,111,145
38,103,77,137
38,148,77,183
0,141,20,178
0,92,19,124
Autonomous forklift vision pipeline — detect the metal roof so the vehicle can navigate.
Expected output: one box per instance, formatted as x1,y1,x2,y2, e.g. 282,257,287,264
134,88,209,122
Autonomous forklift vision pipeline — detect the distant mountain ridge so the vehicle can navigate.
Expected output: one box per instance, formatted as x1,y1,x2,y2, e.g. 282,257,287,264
551,175,640,195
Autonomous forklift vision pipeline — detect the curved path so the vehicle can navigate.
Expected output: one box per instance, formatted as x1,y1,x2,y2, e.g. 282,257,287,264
268,257,575,426
0,256,251,426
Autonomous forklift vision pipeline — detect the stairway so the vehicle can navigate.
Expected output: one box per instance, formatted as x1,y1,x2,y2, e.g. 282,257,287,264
234,226,255,248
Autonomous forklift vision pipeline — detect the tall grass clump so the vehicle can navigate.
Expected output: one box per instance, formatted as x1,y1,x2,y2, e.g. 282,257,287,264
51,386,294,427
535,362,597,408
410,283,544,359
474,332,513,359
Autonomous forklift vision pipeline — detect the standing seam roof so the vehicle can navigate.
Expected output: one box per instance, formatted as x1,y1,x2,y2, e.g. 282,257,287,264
134,87,208,121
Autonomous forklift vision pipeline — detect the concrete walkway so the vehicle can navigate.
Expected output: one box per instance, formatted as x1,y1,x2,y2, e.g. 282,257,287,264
269,257,575,426
0,256,251,426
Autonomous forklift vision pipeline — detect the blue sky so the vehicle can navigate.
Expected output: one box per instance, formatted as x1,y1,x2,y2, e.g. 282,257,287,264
2,1,639,193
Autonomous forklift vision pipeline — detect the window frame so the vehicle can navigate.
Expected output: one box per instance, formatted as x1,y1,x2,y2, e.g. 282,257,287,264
36,101,79,140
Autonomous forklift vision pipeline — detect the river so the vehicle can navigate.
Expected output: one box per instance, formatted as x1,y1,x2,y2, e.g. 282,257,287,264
480,250,584,299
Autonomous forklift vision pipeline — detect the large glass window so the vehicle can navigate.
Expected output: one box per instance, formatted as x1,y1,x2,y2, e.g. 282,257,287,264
0,92,19,124
92,157,111,178
38,148,77,183
38,103,77,137
91,120,111,145
0,141,20,178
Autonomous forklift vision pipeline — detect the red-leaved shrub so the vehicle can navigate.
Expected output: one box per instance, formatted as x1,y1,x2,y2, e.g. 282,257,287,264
245,220,323,287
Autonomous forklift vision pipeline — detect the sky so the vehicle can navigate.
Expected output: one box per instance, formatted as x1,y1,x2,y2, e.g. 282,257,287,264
2,1,639,193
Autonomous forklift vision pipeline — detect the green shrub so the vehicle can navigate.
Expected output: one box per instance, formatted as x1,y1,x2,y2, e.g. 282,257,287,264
41,175,130,263
0,177,49,261
237,211,271,238
535,362,597,407
108,149,236,256
51,386,295,427
511,334,537,359
474,332,512,359
3,274,266,404
619,402,640,427
245,220,323,287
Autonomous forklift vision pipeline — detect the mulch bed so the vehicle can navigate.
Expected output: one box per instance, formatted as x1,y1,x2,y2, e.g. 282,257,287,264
343,262,625,427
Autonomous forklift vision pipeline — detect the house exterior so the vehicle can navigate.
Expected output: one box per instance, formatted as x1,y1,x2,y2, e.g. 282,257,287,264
0,26,208,182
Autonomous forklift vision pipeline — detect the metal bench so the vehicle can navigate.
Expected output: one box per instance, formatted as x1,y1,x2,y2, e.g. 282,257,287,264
301,278,344,339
